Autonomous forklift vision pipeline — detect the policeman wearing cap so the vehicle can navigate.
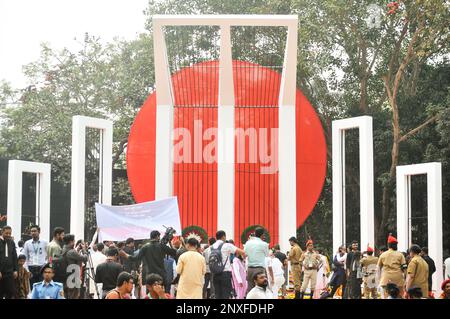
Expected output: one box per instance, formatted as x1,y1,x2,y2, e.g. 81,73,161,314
287,236,303,299
377,234,406,298
30,263,64,299
299,239,322,299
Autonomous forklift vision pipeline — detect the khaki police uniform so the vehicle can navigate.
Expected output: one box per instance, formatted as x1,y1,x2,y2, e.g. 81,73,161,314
360,255,378,298
300,251,322,294
288,244,303,292
407,255,429,298
377,249,406,297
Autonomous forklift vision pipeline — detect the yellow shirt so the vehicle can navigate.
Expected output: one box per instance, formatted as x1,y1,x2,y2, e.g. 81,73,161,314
377,249,406,286
176,251,206,299
407,255,429,297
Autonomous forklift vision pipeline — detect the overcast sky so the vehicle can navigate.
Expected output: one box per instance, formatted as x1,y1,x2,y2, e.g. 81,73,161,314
0,0,149,88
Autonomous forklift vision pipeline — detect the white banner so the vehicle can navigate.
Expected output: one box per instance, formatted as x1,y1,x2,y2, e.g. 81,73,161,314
95,197,181,242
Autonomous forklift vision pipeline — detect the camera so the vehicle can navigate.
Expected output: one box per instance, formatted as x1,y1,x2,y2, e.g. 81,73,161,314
131,270,140,286
160,225,176,245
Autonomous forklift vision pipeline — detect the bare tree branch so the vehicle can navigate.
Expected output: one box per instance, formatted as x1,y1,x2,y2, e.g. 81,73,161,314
382,75,394,106
112,138,128,166
399,114,440,143
386,21,409,83
392,24,424,100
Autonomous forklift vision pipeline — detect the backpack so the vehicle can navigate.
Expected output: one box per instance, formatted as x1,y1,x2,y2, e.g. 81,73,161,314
52,250,68,283
209,242,228,274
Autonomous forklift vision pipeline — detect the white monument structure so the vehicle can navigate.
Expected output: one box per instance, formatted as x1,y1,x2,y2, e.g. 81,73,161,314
70,115,113,241
332,116,375,253
152,15,299,252
7,160,51,241
396,162,443,294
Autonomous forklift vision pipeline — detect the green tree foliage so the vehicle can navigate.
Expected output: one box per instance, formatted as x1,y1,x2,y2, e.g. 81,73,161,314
0,34,154,183
0,34,155,236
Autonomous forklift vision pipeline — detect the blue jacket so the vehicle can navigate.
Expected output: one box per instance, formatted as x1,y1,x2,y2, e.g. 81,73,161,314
31,281,65,299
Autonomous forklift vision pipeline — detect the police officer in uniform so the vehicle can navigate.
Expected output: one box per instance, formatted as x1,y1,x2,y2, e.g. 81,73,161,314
299,239,322,299
406,244,429,298
287,237,303,299
31,263,64,299
360,245,378,299
377,234,406,298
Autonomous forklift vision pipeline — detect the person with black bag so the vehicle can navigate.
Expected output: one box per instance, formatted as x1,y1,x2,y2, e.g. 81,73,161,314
203,237,216,299
61,234,88,299
209,230,245,299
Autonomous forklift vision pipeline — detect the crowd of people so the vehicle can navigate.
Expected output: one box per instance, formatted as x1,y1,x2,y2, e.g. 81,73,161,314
0,224,449,300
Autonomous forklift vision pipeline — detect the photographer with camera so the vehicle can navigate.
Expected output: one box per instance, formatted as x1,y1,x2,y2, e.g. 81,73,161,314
60,234,88,299
120,228,177,290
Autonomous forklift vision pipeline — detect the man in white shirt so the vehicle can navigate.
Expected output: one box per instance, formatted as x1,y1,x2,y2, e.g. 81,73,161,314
246,270,273,299
211,230,245,299
89,243,107,298
265,252,285,299
22,225,48,286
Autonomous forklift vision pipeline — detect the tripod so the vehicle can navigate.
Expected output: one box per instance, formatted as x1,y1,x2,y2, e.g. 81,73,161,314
83,249,101,299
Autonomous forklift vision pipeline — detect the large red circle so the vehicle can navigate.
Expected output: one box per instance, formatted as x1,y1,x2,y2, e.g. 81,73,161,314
126,60,327,244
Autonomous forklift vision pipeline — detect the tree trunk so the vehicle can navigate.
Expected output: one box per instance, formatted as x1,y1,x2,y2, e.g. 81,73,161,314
376,21,423,245
359,75,368,113
378,137,399,245
358,36,368,113
378,77,401,245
